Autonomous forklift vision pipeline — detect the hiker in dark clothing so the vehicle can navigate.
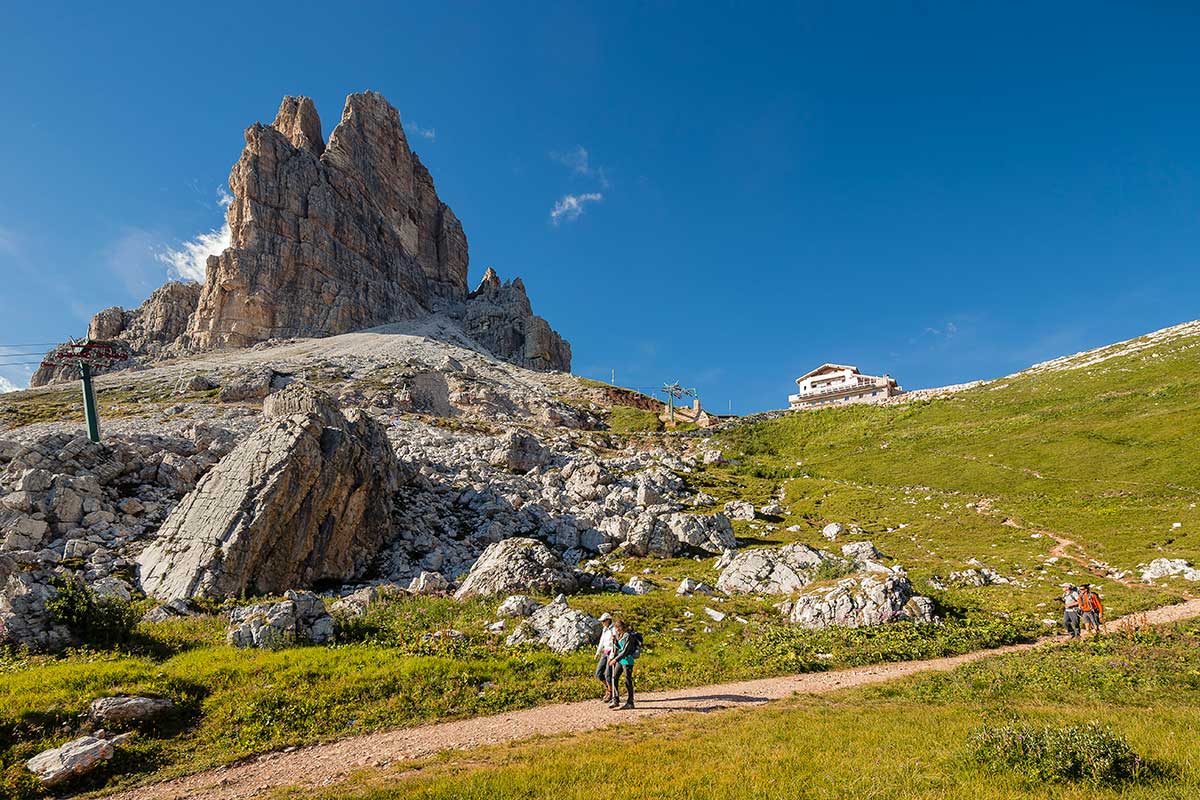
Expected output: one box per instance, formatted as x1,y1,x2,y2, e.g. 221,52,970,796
608,618,637,710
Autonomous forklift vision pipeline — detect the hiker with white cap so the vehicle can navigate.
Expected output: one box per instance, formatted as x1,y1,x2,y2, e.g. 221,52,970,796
595,612,616,702
1059,583,1081,638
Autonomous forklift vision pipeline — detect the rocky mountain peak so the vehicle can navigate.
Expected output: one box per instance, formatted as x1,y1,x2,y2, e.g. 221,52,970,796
32,90,571,387
271,95,325,155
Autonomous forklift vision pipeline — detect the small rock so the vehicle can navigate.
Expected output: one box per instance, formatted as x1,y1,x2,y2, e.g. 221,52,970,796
723,500,755,521
821,522,845,541
89,696,174,727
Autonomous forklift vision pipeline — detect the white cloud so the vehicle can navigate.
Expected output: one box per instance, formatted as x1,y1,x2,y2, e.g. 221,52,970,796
550,145,609,187
157,188,233,282
405,121,437,141
923,321,959,338
550,192,603,225
0,376,17,394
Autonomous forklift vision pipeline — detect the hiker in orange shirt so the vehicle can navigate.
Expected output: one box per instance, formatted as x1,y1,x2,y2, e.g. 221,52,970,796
1078,583,1104,634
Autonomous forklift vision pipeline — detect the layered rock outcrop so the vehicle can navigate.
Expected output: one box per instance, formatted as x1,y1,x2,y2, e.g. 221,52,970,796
453,269,571,372
33,91,570,388
31,282,200,386
137,384,401,601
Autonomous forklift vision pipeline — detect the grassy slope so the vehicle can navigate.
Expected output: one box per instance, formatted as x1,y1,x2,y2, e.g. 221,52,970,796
696,326,1200,618
0,590,1031,796
292,621,1200,800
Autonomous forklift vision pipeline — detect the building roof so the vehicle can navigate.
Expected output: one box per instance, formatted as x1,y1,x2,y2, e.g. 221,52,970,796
795,363,860,382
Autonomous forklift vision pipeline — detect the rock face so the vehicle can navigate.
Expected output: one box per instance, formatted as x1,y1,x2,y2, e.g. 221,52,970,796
780,573,935,629
137,385,400,600
453,537,578,598
189,93,469,348
504,594,600,653
33,91,570,387
186,92,569,372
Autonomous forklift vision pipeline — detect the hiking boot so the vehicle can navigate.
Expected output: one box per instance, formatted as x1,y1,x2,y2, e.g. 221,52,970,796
608,699,621,709
621,700,635,710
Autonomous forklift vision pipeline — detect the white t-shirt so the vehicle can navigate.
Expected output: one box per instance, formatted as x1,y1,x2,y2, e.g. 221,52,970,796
1062,589,1080,609
596,625,615,657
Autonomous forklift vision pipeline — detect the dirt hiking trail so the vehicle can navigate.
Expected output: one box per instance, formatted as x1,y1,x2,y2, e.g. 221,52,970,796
99,598,1200,800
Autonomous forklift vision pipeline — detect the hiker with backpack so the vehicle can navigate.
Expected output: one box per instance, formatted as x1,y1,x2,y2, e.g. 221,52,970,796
1059,583,1081,638
595,612,615,702
1079,583,1104,634
608,618,641,710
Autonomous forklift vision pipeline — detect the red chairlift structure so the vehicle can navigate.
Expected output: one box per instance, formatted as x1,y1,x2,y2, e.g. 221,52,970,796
40,340,132,443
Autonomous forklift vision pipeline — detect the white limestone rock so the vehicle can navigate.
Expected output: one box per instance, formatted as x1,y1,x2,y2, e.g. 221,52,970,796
454,538,578,598
89,696,174,727
505,595,601,653
821,522,846,541
26,736,114,786
1141,557,1200,582
716,543,843,595
226,590,334,648
723,500,755,521
497,594,541,618
780,573,935,629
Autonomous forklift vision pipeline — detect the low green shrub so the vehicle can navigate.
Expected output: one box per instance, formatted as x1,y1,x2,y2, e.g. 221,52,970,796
45,578,139,649
969,721,1151,785
0,764,42,800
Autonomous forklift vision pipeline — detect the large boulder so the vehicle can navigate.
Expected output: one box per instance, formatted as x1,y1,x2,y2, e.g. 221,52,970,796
624,512,737,557
26,736,114,786
716,543,841,595
489,431,550,473
226,590,334,648
723,500,755,521
454,538,578,599
780,573,935,629
504,595,601,653
137,385,400,601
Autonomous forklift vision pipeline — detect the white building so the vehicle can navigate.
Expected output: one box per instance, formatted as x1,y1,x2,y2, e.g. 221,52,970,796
788,364,903,410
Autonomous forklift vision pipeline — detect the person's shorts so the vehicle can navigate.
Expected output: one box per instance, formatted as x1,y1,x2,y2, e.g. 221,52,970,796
1081,611,1100,626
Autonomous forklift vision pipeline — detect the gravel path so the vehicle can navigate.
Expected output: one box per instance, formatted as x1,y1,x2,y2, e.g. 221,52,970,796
98,598,1200,800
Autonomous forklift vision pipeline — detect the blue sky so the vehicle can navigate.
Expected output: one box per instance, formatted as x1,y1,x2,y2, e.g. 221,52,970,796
1,2,1197,411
